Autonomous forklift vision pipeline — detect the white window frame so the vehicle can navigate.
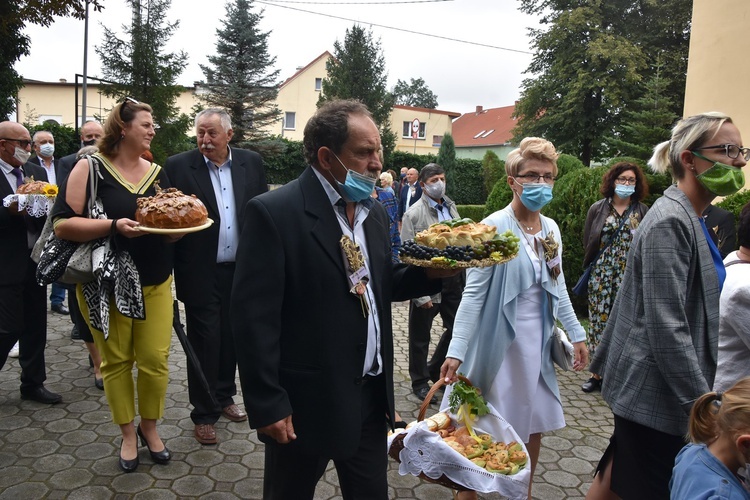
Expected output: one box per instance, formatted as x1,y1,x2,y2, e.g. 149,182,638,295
402,121,426,139
284,111,296,130
315,78,322,91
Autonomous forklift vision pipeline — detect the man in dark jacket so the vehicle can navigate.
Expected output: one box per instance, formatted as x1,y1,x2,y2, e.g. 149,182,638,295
165,108,268,445
0,121,61,404
231,100,449,498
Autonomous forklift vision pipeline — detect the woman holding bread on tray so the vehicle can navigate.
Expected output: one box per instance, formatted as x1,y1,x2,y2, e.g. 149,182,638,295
50,97,174,473
441,137,588,499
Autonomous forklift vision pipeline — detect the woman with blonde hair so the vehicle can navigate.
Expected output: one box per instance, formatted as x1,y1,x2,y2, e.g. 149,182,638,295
441,137,588,499
670,377,750,498
50,98,174,473
587,112,747,500
379,170,395,195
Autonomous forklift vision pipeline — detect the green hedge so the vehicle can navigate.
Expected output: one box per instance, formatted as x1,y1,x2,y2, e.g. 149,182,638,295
261,137,306,185
717,189,750,219
447,158,484,205
456,205,486,222
544,167,608,314
556,153,586,178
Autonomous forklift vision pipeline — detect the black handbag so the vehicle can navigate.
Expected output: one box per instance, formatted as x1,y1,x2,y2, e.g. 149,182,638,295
34,155,103,285
572,205,634,297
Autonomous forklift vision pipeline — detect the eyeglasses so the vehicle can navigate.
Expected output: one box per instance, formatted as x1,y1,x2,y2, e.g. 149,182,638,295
615,176,637,185
693,144,750,161
516,173,556,184
119,96,140,120
0,138,32,148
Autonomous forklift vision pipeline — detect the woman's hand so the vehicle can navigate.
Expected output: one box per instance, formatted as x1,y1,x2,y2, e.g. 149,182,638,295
440,357,462,384
572,341,589,371
115,218,145,238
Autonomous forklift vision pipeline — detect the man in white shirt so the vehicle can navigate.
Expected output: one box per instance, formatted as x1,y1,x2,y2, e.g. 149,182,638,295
28,130,68,315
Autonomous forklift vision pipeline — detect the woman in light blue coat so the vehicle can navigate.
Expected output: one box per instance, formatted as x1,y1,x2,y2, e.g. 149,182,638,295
441,137,588,499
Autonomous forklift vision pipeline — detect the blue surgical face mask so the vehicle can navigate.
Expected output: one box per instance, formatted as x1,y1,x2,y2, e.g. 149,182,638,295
39,143,55,158
614,184,635,199
331,152,377,202
515,180,553,212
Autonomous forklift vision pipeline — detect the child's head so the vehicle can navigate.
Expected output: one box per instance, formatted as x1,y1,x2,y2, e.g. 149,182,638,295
690,377,750,453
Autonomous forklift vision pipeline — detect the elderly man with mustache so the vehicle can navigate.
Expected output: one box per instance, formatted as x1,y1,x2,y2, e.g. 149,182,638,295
164,108,268,445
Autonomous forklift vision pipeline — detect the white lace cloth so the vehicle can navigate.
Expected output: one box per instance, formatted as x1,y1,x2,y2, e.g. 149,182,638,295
3,194,56,217
388,402,531,498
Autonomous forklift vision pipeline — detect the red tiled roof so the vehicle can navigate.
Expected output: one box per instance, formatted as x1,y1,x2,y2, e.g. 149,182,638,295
393,104,461,118
279,51,333,89
452,105,517,147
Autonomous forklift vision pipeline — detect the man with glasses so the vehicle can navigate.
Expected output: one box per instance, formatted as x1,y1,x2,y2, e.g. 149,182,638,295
0,121,62,404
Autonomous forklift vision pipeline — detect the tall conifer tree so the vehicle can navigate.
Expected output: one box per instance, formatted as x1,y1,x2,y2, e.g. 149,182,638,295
96,0,190,163
319,25,396,161
199,0,281,145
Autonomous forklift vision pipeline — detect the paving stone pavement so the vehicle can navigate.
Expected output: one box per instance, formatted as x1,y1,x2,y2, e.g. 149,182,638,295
0,294,613,499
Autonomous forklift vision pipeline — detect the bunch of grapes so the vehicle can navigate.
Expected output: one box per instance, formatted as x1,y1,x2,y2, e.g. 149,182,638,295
400,229,521,263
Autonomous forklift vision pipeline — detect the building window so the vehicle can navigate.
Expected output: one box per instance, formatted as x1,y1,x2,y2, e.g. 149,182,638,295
284,112,296,130
39,115,62,125
315,78,322,91
402,121,426,139
433,135,443,147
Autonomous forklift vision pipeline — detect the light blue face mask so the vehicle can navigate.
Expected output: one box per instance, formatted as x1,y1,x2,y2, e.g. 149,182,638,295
331,152,377,202
515,180,553,212
614,185,635,199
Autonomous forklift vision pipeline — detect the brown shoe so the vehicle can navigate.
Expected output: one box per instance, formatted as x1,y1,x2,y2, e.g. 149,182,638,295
194,424,217,445
222,404,248,422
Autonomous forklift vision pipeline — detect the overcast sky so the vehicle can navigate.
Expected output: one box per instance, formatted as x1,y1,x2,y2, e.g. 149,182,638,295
14,0,540,115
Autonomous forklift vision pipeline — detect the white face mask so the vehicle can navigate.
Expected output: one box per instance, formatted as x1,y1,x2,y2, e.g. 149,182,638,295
423,180,446,200
39,143,55,158
13,147,31,164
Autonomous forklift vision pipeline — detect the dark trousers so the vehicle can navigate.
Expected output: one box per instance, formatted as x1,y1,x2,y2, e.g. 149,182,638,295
184,263,238,424
67,284,93,343
262,375,388,500
49,282,65,306
0,257,47,390
408,273,464,390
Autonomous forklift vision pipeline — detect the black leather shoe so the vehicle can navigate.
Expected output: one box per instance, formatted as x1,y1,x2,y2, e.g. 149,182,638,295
581,377,602,393
119,439,139,473
414,386,438,405
20,386,62,404
51,304,69,315
137,424,171,464
71,326,81,340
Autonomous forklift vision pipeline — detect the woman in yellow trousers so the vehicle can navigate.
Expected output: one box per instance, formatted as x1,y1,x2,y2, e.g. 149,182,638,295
52,98,174,473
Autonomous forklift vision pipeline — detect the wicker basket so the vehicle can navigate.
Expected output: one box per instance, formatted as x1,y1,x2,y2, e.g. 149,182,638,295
388,375,473,492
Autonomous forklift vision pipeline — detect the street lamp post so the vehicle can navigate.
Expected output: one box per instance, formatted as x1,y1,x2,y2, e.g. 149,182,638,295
80,0,90,143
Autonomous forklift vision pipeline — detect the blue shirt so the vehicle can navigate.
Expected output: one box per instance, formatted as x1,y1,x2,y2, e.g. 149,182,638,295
426,196,451,222
700,217,727,292
204,149,238,263
671,443,750,500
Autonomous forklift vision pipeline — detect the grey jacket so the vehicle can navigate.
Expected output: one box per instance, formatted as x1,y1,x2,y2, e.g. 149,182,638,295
400,194,459,306
590,185,719,436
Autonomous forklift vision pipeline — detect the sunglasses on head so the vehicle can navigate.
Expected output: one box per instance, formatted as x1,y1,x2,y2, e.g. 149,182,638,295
119,96,140,121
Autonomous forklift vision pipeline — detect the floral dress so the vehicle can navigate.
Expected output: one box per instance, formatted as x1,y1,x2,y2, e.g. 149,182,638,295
587,203,641,355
